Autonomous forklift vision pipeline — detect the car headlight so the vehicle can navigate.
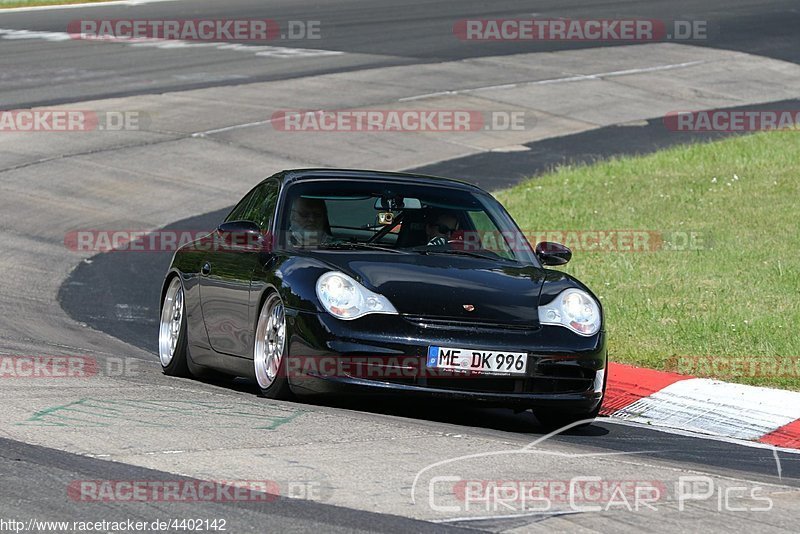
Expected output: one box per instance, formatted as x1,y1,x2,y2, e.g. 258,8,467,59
316,271,398,320
538,288,601,336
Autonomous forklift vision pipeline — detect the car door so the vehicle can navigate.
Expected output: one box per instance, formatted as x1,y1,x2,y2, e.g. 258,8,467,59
199,179,279,357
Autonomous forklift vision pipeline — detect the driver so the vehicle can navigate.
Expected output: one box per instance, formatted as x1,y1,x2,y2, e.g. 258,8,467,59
425,211,459,246
288,197,332,247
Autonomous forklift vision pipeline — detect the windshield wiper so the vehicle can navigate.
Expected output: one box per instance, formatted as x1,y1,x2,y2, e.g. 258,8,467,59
415,248,510,261
317,242,408,254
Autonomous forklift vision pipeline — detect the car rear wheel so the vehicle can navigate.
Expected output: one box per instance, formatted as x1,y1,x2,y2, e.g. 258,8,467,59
159,277,191,377
254,292,292,399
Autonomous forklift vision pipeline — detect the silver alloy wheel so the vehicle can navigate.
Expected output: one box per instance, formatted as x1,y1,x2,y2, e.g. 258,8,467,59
254,294,286,390
159,277,184,367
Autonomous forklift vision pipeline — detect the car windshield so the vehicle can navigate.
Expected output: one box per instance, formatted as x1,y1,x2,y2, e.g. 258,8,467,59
280,179,536,264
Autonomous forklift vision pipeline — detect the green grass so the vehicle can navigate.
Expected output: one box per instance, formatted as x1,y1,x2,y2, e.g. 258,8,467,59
495,130,800,389
0,0,113,8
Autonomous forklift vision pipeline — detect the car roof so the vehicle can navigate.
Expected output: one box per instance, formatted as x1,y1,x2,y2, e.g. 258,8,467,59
269,168,487,194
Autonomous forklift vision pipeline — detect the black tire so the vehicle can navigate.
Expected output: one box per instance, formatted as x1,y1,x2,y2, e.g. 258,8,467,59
159,277,192,377
534,367,607,430
253,292,293,399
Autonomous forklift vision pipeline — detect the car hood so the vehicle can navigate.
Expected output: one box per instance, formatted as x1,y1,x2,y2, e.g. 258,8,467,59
307,252,545,326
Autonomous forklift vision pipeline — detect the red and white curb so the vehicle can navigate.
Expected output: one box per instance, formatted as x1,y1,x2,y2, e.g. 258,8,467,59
601,362,800,450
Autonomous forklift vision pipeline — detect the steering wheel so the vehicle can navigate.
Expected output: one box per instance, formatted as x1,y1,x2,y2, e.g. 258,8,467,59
447,229,466,249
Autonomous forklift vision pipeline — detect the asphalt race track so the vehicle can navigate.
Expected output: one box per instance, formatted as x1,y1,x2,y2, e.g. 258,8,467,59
2,0,800,532
2,0,800,108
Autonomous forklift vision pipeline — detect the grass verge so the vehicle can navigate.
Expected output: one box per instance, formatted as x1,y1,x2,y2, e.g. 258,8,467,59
495,129,800,389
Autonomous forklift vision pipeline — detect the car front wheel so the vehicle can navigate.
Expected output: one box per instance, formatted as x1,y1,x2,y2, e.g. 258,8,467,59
159,277,191,377
253,292,292,399
533,370,606,430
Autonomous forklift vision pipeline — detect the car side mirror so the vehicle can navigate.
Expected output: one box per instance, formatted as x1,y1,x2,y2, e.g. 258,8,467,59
217,220,260,234
216,220,270,252
535,241,572,266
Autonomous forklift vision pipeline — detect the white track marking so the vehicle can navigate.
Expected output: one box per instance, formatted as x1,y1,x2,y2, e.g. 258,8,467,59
0,28,72,41
0,0,181,13
193,119,280,137
191,60,705,137
191,109,325,137
398,60,706,101
0,28,344,58
613,378,800,441
114,303,152,322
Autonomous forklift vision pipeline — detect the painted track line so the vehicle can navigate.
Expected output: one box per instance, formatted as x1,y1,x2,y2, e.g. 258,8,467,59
398,60,707,102
0,0,182,13
0,28,344,59
191,60,707,138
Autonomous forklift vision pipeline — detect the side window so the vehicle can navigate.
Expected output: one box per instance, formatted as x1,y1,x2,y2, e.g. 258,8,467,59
224,179,280,231
254,179,280,231
225,186,260,223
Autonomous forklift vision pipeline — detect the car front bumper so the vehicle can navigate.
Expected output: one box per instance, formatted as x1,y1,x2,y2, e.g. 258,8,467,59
285,309,607,413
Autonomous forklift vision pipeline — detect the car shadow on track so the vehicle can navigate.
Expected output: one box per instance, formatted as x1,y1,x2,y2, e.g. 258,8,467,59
208,376,609,437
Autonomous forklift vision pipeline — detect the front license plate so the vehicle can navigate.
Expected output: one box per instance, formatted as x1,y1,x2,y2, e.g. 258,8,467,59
426,346,528,375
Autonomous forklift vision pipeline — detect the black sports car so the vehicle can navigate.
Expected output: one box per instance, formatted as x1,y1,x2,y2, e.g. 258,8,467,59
159,169,607,427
